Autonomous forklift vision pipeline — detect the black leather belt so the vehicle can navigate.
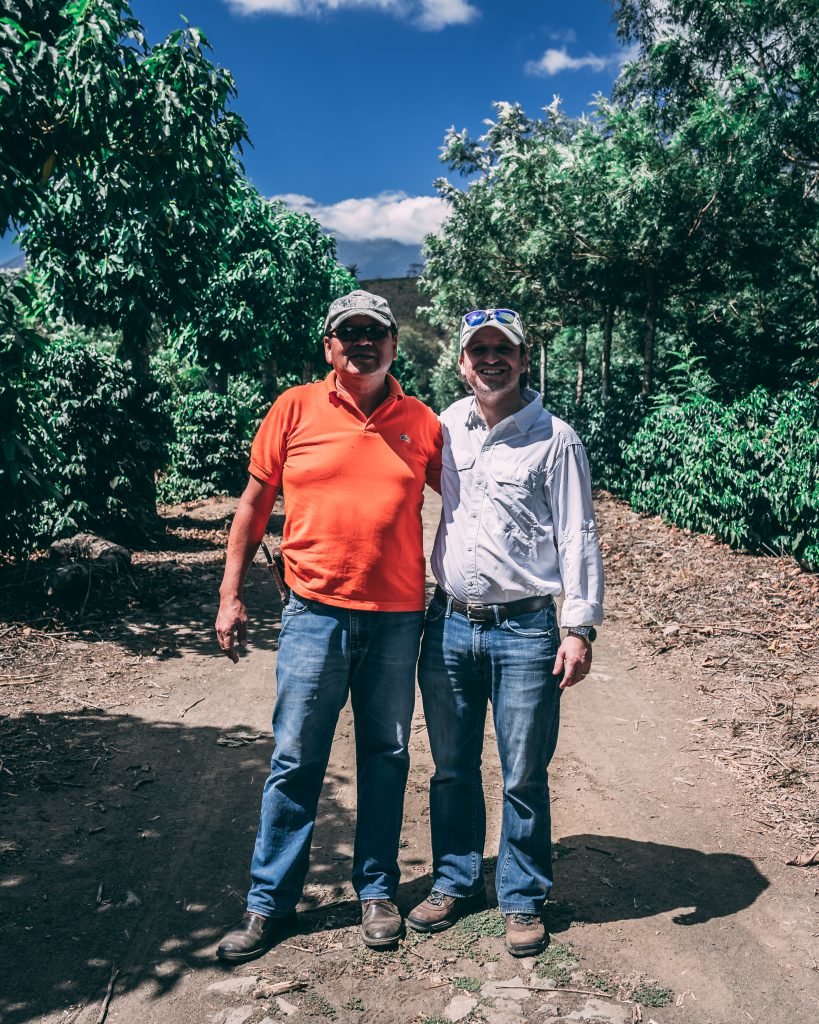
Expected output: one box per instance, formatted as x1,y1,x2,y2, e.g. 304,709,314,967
434,585,554,624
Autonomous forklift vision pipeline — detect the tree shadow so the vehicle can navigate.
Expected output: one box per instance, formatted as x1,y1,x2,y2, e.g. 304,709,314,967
0,509,287,660
0,709,357,1023
546,834,770,932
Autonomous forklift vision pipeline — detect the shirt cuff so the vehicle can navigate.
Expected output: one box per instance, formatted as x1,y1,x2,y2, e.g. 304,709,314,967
560,599,604,629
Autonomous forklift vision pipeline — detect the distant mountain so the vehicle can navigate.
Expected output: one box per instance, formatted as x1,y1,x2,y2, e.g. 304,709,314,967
334,237,421,280
0,252,25,271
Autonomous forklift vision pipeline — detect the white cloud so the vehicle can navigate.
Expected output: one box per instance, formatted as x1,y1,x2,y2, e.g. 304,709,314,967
274,191,448,244
417,0,478,30
224,0,479,30
525,44,639,77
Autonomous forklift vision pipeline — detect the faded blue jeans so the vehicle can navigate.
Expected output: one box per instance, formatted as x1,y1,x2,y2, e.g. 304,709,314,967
246,592,424,917
418,592,562,915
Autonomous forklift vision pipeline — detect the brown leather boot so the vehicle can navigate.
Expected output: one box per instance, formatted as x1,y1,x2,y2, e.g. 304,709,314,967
504,912,547,956
217,911,296,963
360,899,404,949
407,889,487,933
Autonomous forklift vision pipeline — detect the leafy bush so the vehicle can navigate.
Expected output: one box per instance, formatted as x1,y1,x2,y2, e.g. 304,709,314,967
551,363,649,492
32,336,170,544
622,385,819,568
157,376,269,505
0,281,58,557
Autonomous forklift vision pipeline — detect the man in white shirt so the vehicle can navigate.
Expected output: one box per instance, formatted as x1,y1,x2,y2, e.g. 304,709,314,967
407,308,604,957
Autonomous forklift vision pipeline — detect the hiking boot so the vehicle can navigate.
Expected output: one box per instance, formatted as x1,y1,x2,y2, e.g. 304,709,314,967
360,899,404,949
217,910,296,964
407,889,487,933
504,912,547,956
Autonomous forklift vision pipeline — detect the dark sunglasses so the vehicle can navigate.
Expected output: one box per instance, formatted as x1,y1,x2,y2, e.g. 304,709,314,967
463,309,521,328
331,323,392,342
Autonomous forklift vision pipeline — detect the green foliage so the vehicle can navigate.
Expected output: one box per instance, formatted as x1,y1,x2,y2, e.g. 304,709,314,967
534,941,578,985
452,977,482,992
430,338,467,412
632,982,674,1008
157,376,268,505
169,186,356,385
0,330,171,555
622,384,819,567
33,334,170,542
0,277,59,557
390,348,419,397
554,382,649,492
453,909,506,940
6,2,249,371
0,3,356,555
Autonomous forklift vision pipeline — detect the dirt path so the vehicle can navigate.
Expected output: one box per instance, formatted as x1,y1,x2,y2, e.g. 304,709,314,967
1,493,817,1024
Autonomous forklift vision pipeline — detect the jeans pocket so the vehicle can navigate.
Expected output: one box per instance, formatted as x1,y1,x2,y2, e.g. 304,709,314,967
282,591,311,617
425,597,447,624
499,607,557,643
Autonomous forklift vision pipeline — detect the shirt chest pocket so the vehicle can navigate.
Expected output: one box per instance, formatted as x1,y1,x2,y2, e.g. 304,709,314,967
442,448,476,474
490,462,543,551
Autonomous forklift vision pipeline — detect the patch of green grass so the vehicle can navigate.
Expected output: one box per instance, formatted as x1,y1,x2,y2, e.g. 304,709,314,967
453,976,482,992
302,990,337,1017
582,970,616,994
633,982,674,1008
422,1018,451,1024
534,941,578,986
454,908,506,940
341,997,364,1011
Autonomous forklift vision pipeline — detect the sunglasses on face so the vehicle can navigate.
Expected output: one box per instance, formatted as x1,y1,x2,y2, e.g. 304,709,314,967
331,323,392,342
463,309,521,328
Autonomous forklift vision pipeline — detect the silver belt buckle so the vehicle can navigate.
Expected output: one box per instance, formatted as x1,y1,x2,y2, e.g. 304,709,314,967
466,602,486,622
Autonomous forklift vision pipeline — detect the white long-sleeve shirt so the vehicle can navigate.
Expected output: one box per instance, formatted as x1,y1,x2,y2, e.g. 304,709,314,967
431,390,605,628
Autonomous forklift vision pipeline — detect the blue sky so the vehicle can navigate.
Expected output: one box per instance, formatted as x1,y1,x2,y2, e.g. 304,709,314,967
2,0,634,275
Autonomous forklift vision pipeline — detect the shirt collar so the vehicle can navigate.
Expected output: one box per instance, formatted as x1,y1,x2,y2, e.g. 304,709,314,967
465,388,543,436
324,371,405,400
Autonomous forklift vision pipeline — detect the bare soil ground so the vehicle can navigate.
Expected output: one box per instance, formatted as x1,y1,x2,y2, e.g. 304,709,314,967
1,492,818,1024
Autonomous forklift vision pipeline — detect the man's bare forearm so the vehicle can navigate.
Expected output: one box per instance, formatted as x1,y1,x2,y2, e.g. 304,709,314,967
219,477,279,601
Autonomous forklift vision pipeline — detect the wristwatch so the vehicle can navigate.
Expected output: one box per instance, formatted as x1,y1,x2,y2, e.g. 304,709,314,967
567,626,597,642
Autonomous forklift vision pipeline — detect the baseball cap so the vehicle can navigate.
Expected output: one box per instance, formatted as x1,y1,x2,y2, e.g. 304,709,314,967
324,290,397,335
459,308,526,349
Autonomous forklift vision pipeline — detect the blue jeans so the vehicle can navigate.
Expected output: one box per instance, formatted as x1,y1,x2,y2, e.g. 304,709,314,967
418,593,562,915
246,592,424,917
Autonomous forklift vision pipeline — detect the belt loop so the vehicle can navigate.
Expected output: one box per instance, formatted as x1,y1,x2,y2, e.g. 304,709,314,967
446,595,453,619
493,604,501,627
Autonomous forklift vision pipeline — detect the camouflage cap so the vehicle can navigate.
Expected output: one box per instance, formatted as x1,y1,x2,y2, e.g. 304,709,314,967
323,290,397,335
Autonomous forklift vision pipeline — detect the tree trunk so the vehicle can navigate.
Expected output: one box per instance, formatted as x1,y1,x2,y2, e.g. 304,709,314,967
539,337,546,399
118,317,159,526
601,306,613,403
642,270,658,397
576,324,587,406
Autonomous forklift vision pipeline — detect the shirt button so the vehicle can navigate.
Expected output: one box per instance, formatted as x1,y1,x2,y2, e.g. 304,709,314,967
467,546,473,552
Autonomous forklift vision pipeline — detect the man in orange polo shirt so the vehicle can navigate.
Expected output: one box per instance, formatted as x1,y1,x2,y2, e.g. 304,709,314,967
215,290,441,962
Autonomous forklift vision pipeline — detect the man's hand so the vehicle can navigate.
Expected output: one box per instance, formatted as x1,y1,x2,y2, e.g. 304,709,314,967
216,596,248,664
553,634,592,689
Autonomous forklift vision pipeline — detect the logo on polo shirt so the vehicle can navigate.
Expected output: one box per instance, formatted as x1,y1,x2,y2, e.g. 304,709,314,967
400,434,411,442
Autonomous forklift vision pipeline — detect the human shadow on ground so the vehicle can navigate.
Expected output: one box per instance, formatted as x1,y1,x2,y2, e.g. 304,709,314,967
0,708,357,1024
546,834,770,932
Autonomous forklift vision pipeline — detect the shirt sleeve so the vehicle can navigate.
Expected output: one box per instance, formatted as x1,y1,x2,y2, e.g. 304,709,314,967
248,394,291,488
545,439,605,628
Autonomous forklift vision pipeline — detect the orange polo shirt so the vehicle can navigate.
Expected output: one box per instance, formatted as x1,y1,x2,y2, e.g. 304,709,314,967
249,372,442,611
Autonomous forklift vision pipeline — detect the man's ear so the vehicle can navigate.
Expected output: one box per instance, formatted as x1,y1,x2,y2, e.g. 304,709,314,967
323,335,333,365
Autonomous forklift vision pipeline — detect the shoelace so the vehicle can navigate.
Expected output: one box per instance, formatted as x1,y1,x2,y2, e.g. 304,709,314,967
427,890,449,906
509,913,538,925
